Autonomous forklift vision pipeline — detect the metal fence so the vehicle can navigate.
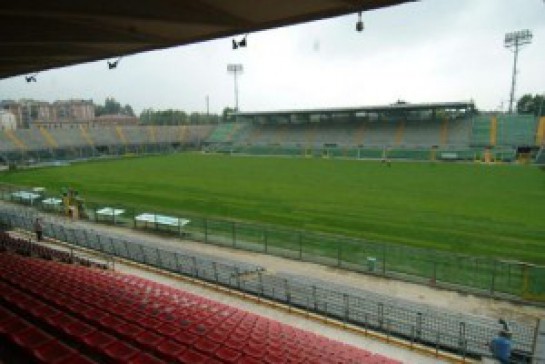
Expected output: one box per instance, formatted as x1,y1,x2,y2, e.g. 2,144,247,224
0,206,538,360
205,144,521,162
1,182,544,304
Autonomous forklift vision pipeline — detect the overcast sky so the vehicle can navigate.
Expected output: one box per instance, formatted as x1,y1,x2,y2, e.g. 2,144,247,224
0,0,544,115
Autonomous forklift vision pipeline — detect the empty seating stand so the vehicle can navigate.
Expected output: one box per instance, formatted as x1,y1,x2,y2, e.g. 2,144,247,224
0,251,402,363
0,231,106,269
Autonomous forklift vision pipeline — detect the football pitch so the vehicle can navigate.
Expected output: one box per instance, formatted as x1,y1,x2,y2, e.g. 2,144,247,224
2,153,545,264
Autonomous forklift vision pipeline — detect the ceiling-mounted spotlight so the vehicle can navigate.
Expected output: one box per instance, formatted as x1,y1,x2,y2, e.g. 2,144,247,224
356,11,364,32
107,57,122,69
25,74,37,83
232,34,248,50
238,34,247,48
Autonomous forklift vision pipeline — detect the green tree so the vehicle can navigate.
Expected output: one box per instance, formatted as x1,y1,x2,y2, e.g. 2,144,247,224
123,104,135,116
96,98,135,116
222,107,235,122
517,94,545,116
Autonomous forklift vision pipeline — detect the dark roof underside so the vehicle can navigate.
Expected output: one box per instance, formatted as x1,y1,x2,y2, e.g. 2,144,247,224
0,0,412,80
235,101,476,118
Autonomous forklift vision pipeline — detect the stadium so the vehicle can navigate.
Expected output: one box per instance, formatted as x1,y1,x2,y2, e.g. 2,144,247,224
1,1,545,364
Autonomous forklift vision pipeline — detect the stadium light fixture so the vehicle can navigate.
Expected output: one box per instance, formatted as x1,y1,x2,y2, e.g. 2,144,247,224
25,74,37,82
356,12,364,32
107,57,123,69
239,34,247,47
232,34,248,50
227,64,243,112
504,29,533,113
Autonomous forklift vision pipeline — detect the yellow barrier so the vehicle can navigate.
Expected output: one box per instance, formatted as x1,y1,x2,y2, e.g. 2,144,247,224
537,117,545,145
5,130,26,150
38,127,59,148
80,126,94,146
490,116,497,146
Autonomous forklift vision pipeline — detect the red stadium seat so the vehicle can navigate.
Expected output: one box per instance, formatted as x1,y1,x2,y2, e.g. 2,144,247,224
59,353,97,364
29,303,62,324
127,352,165,364
103,340,139,363
12,327,53,350
48,313,79,333
178,348,211,364
115,322,145,341
243,342,268,359
156,322,181,337
224,337,248,352
134,330,165,353
138,316,164,331
237,355,263,364
82,330,117,351
194,336,220,354
99,314,126,329
207,328,230,344
175,330,198,345
215,346,242,363
263,352,287,364
62,319,97,343
266,342,285,356
32,339,78,364
2,319,33,341
156,338,187,361
80,307,110,324
0,306,16,323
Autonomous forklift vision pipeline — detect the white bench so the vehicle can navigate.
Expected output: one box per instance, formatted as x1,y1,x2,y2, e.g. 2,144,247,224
135,213,190,234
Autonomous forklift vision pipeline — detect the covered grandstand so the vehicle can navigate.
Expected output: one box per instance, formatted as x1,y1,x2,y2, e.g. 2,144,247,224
201,102,544,163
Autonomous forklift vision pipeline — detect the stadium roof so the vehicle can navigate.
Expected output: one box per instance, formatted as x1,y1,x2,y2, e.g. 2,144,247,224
0,0,413,80
235,101,476,118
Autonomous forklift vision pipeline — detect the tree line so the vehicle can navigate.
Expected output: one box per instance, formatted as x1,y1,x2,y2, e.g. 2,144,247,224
94,98,236,124
138,107,235,125
95,97,135,117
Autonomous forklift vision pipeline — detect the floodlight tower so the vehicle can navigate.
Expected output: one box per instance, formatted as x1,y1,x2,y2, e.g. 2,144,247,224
227,64,243,112
504,29,533,114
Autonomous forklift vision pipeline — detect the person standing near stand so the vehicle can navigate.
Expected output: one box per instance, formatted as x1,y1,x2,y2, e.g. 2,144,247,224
490,319,512,364
34,217,43,241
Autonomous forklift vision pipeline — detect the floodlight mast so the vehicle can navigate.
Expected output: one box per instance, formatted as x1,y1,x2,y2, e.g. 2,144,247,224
227,64,243,113
504,29,532,114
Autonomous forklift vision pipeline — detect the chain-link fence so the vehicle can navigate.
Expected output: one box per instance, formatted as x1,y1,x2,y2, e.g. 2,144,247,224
0,206,538,360
1,182,544,303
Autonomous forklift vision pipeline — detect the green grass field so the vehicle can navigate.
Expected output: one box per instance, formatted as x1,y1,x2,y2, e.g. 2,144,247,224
2,153,545,264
